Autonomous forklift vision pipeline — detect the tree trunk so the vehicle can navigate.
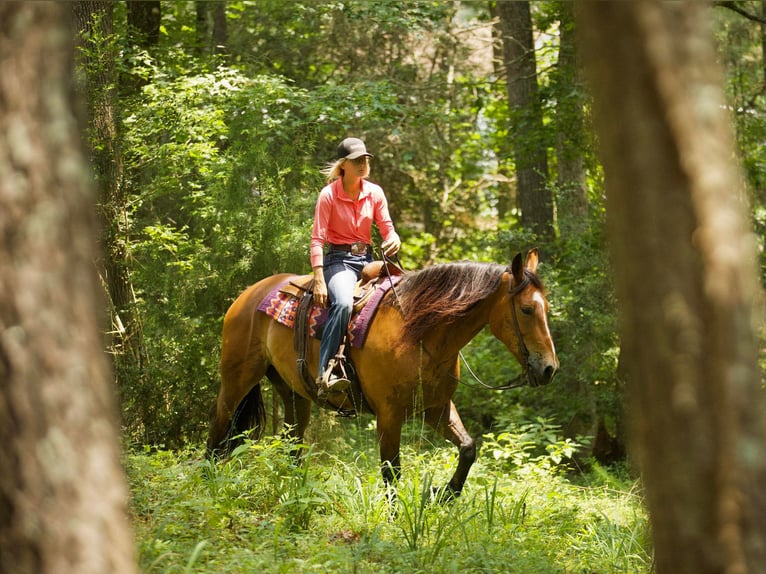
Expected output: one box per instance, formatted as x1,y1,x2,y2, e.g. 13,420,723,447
489,0,516,220
72,1,147,377
127,0,160,47
577,2,766,573
196,0,228,57
213,1,228,56
0,3,137,573
554,1,588,237
495,0,553,238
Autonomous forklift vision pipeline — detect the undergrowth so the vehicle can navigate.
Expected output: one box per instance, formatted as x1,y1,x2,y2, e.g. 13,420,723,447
126,414,652,573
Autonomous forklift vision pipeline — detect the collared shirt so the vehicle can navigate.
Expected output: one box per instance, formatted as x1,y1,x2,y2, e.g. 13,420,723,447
310,177,399,268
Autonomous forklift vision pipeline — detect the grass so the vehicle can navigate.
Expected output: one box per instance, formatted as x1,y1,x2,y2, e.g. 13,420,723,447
126,413,652,573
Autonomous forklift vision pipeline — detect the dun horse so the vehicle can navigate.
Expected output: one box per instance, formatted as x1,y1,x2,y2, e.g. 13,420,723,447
207,249,558,496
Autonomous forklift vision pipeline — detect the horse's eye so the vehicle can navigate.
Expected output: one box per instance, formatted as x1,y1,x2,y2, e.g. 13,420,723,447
521,306,535,316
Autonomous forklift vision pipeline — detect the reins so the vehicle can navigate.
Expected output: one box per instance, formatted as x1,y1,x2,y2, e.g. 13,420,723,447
456,269,532,391
380,250,405,305
457,351,528,390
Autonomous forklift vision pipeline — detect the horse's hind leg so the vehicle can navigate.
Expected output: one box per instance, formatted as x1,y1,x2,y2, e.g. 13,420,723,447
207,351,268,457
424,401,476,498
267,367,312,446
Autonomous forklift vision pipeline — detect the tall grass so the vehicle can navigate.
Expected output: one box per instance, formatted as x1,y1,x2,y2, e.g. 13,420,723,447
127,415,651,573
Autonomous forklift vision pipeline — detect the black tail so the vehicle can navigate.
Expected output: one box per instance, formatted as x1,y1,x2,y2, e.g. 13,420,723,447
231,383,267,441
209,384,267,458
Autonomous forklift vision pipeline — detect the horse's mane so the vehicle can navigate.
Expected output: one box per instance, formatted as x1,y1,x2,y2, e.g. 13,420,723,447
389,261,509,343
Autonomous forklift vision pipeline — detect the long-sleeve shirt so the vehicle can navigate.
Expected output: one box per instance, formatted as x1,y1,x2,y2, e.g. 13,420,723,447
310,177,399,268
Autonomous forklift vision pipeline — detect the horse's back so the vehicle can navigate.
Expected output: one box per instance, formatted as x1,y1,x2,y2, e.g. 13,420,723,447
221,273,296,360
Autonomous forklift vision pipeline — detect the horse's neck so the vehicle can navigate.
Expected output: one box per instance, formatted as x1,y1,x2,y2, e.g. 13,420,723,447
422,288,500,359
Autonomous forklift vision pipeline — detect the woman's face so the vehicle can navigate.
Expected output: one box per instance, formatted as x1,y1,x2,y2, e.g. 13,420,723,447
345,156,370,178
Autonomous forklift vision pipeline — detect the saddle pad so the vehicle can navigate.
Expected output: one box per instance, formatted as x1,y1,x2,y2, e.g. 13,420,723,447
256,275,402,348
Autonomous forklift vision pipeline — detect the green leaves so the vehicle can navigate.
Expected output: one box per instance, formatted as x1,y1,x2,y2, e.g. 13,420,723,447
128,427,650,573
483,417,587,474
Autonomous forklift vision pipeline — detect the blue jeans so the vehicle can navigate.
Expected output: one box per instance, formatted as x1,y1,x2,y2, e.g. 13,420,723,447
319,250,372,374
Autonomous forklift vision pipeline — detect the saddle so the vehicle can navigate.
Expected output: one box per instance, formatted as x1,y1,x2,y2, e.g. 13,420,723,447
282,260,402,311
292,260,403,415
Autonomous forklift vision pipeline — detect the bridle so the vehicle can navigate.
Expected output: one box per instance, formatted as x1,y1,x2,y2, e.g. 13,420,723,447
507,270,532,367
457,268,532,391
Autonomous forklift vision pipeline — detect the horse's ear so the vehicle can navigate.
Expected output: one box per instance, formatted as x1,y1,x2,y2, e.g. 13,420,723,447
511,252,524,284
525,248,539,273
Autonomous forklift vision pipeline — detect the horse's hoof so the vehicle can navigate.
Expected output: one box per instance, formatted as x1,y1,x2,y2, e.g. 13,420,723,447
432,485,460,504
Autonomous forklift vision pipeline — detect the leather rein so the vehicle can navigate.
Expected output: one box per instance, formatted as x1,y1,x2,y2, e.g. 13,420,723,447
457,270,532,391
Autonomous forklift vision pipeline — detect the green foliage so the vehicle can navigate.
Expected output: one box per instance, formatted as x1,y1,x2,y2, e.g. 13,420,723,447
92,0,764,457
482,417,587,475
118,61,408,444
127,425,651,573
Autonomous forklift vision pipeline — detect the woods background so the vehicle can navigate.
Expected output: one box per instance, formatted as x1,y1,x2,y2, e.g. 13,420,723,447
68,1,765,458
2,2,766,573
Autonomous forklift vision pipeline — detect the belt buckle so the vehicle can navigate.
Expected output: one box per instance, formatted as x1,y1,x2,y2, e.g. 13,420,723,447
350,242,367,256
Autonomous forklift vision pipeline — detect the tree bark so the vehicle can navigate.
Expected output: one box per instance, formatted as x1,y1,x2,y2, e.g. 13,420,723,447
196,0,228,56
127,0,161,47
554,1,588,237
0,3,137,573
577,2,766,573
72,1,147,376
495,0,553,238
213,1,228,56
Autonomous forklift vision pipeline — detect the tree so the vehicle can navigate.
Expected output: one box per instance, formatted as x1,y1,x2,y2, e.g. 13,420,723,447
552,0,588,237
195,0,227,57
72,1,147,382
495,0,554,238
577,1,766,572
128,0,161,48
0,3,136,573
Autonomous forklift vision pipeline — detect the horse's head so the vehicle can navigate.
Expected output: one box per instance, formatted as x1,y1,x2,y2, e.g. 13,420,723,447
490,248,559,387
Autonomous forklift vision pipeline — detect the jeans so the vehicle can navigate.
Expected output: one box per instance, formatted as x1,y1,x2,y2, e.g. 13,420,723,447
319,250,372,374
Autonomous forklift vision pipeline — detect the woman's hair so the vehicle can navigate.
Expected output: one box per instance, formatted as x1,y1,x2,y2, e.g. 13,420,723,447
320,159,346,183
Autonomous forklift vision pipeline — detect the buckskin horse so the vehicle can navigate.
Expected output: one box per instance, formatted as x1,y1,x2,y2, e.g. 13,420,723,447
207,248,558,496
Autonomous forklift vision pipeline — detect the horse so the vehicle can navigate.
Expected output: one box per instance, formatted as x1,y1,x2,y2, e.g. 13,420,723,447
207,248,558,497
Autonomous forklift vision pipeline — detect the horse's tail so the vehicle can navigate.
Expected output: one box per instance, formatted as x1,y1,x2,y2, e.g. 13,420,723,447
207,383,267,458
231,383,267,442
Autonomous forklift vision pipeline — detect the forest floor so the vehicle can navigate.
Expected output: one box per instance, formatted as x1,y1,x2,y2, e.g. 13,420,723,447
127,411,652,573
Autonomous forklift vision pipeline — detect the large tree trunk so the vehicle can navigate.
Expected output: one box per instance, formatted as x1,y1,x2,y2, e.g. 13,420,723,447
495,0,553,238
0,3,137,574
554,1,588,237
127,0,161,47
577,2,766,573
72,1,147,378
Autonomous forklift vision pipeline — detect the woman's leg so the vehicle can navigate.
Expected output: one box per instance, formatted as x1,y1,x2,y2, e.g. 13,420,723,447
319,264,357,374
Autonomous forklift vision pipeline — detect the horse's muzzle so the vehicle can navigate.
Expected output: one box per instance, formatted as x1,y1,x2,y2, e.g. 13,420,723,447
527,360,558,388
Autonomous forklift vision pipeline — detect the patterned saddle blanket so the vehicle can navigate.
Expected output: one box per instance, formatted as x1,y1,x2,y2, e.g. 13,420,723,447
256,274,402,348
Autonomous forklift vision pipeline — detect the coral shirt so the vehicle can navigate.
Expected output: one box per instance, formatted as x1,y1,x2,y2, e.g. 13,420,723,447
310,177,399,268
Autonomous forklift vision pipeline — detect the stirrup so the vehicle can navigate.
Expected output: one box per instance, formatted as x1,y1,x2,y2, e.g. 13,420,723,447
317,371,351,398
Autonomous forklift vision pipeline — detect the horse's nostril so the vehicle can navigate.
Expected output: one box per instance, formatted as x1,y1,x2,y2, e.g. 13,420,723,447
543,365,556,382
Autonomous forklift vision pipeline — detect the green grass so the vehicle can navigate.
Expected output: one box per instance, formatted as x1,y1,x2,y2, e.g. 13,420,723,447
126,414,652,573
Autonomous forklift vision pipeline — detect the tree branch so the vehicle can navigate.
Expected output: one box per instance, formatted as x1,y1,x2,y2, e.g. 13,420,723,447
714,1,766,25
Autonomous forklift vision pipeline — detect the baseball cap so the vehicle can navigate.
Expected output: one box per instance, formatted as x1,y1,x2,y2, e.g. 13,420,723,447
336,137,373,160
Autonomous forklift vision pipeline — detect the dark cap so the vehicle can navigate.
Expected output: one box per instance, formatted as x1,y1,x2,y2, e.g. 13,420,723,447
336,137,373,160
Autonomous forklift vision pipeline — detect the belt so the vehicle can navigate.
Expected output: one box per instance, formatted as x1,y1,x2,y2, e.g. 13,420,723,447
329,242,370,256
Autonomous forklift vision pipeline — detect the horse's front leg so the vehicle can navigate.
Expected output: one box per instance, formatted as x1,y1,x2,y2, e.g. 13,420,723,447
269,370,312,458
376,412,404,487
424,400,476,498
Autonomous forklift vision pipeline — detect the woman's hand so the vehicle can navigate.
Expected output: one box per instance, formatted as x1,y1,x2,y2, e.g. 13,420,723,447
313,266,328,308
382,236,401,257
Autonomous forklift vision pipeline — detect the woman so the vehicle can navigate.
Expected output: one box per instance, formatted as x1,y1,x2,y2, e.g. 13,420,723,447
310,137,401,397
